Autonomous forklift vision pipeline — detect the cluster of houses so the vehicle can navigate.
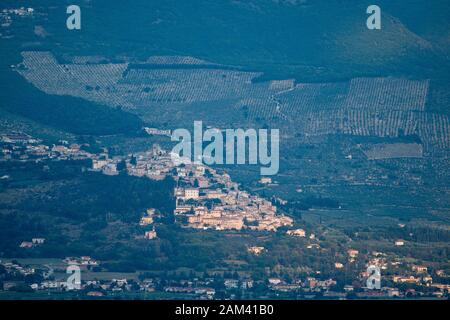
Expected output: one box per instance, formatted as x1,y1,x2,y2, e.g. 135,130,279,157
271,277,337,294
92,140,295,232
358,253,450,297
63,256,99,266
92,144,174,179
1,256,450,299
2,7,34,16
144,127,172,137
2,132,293,233
0,6,34,30
1,133,100,163
173,163,293,231
138,208,158,240
19,238,45,249
0,261,36,279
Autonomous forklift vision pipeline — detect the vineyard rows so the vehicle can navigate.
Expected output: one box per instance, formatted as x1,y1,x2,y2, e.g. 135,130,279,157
15,51,449,151
344,77,429,112
144,55,215,65
291,110,449,150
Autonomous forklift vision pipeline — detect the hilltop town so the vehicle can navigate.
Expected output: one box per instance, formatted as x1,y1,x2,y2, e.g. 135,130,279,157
0,131,293,235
